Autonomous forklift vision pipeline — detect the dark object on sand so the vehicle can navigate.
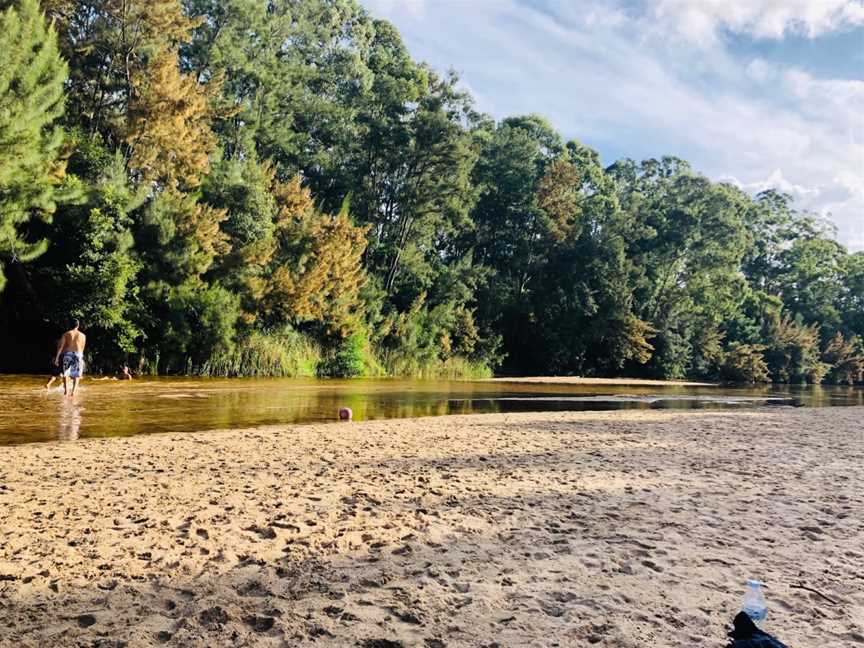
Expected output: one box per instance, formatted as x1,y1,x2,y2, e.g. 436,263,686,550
726,612,789,648
338,407,353,421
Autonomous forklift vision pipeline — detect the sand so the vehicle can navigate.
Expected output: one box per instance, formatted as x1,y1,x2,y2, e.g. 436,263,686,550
1,407,862,647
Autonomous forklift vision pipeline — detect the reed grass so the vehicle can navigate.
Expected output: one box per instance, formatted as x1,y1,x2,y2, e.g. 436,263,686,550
378,351,492,380
200,328,320,378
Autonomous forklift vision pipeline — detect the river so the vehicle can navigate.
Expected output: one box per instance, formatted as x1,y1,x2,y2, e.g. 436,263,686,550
0,375,860,445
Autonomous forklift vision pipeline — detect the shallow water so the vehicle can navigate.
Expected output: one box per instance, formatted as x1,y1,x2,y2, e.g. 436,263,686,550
0,375,860,445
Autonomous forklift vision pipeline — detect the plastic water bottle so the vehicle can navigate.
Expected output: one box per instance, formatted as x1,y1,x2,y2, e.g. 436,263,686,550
742,579,767,627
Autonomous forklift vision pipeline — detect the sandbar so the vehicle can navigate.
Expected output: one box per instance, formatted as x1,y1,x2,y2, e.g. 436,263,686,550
1,407,861,646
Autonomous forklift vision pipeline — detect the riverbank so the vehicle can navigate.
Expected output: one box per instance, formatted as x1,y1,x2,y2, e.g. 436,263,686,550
487,376,716,387
1,408,861,647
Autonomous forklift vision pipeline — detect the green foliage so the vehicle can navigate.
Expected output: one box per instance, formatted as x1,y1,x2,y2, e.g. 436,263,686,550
774,236,845,332
608,158,752,379
690,326,726,378
761,312,829,384
53,152,143,365
264,178,369,336
144,279,240,373
821,332,864,385
202,327,320,377
838,253,864,338
371,294,491,379
0,0,69,290
316,331,377,378
379,352,492,380
201,157,277,319
141,187,229,284
720,343,771,383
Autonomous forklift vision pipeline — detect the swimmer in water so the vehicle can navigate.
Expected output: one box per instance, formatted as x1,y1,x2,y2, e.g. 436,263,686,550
95,364,134,381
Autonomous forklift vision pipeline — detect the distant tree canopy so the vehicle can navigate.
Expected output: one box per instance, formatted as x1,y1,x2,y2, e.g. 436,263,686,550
0,0,861,382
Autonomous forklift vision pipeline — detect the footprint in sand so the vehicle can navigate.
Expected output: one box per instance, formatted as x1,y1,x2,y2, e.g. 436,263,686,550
244,524,277,539
244,615,276,632
199,606,229,627
76,614,97,628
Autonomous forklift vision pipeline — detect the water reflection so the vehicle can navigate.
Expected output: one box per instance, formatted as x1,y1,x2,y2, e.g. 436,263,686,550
0,376,860,445
57,398,81,441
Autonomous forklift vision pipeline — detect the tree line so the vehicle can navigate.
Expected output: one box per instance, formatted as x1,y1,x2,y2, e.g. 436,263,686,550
1,0,862,383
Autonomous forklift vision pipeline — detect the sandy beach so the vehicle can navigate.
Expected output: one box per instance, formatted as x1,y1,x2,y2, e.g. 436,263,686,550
1,407,862,647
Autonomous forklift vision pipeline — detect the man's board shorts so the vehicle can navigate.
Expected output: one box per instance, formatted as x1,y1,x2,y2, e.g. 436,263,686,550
62,351,85,378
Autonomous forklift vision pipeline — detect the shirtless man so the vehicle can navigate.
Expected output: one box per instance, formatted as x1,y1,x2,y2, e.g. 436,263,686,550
54,318,86,396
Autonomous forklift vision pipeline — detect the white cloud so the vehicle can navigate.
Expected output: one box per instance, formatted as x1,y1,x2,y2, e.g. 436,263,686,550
365,0,428,20
653,0,864,44
782,68,864,125
745,58,776,83
721,169,820,199
359,0,864,250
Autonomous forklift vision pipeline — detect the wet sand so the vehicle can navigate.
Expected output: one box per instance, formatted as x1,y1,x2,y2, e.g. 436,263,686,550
1,407,862,647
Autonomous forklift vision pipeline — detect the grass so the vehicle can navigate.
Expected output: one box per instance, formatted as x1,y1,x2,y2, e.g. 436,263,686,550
378,351,492,380
198,328,491,380
200,329,320,378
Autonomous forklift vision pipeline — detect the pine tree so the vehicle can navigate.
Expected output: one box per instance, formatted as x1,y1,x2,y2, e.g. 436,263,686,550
43,0,214,187
144,188,229,282
0,0,69,291
126,50,216,187
265,176,369,336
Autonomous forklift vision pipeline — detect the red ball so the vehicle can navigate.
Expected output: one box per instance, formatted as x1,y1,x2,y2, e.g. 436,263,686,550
338,407,353,421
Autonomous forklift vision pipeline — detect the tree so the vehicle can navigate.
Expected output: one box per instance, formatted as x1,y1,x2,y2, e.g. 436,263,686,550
148,278,241,373
472,115,562,294
520,141,652,375
140,188,229,284
720,343,770,383
347,66,480,300
37,146,145,367
608,158,750,378
822,332,864,385
182,0,374,165
536,158,583,243
761,311,828,384
773,235,846,335
0,0,69,291
1,0,859,382
838,252,864,340
43,0,216,188
469,116,564,371
126,49,216,187
263,176,369,337
200,157,278,321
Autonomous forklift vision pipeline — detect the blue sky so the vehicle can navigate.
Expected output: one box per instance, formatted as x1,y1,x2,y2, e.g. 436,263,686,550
362,0,864,251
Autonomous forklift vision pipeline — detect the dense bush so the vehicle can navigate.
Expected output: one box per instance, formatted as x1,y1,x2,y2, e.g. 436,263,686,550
720,344,771,384
316,332,378,379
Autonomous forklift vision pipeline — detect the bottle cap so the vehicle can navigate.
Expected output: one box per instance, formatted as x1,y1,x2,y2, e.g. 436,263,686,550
746,579,763,587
